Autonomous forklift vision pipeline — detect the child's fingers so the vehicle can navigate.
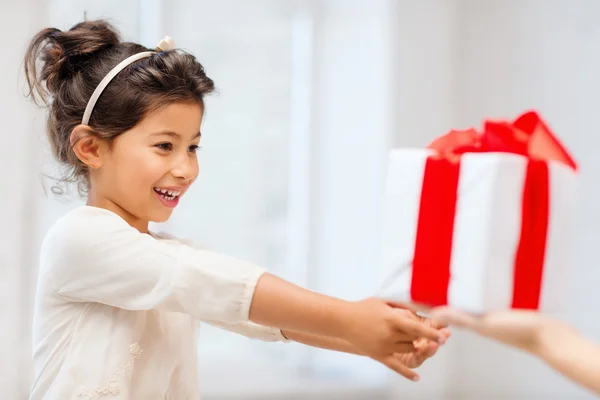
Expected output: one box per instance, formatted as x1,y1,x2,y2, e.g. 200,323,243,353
385,300,416,310
417,340,440,360
429,307,478,329
394,305,451,333
387,300,433,315
392,342,416,353
380,355,420,382
439,327,452,340
391,316,446,344
427,317,449,330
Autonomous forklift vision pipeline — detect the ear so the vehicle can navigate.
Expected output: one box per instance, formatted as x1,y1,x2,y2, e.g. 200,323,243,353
70,125,107,169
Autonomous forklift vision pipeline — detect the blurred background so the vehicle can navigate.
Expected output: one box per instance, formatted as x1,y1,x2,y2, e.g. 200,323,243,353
2,0,600,398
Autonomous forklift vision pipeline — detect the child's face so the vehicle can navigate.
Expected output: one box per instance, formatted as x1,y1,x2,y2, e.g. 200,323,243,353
91,102,203,226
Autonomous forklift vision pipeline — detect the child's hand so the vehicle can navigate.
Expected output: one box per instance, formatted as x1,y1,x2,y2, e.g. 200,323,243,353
342,298,448,359
429,307,554,354
371,314,449,381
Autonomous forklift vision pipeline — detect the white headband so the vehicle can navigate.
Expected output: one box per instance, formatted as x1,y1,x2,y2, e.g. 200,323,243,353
81,36,176,126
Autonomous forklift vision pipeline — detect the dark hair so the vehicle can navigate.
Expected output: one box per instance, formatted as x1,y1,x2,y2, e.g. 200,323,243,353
24,20,215,192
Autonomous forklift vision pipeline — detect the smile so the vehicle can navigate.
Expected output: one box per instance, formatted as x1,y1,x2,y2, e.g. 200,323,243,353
153,187,181,201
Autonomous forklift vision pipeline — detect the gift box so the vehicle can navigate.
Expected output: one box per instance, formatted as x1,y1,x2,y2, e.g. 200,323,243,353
377,111,578,313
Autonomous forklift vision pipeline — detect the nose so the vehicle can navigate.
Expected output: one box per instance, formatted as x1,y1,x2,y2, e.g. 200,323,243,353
171,152,198,183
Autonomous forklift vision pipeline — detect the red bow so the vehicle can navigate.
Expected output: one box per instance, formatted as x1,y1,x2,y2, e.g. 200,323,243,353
426,111,577,170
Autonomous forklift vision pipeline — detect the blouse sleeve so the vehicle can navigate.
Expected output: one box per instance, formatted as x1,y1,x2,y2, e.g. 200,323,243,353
151,230,289,342
43,209,267,324
205,320,290,342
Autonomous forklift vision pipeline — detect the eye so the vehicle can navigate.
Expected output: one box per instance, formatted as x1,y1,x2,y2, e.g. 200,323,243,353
155,142,173,151
188,145,202,153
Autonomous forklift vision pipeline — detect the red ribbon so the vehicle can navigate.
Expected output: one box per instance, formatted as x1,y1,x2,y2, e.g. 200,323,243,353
411,158,460,306
512,160,549,309
410,111,576,309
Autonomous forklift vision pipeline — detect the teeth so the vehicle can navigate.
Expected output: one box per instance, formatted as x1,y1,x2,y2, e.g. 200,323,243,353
154,187,181,200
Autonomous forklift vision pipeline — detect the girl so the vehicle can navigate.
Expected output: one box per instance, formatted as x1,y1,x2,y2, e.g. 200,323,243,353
24,20,450,399
430,308,600,396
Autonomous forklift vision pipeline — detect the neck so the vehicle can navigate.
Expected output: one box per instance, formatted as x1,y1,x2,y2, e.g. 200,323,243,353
87,187,149,233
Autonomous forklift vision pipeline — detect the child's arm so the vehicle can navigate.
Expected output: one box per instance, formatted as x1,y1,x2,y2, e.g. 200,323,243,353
207,312,448,381
430,308,600,395
282,329,445,381
282,330,363,355
49,213,446,365
281,309,450,354
248,274,444,357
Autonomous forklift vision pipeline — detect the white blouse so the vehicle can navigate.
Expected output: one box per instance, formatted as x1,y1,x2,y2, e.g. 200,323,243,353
30,206,288,400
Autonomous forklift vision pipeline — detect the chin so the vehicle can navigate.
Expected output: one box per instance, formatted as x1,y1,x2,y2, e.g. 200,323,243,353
149,210,174,223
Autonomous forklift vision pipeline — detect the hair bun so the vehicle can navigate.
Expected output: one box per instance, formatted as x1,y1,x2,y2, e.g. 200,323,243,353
25,20,121,102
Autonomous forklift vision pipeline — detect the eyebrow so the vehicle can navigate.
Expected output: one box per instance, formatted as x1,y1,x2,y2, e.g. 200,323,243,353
150,130,201,139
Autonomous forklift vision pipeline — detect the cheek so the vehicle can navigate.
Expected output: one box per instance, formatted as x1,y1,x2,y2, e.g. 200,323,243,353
111,148,168,191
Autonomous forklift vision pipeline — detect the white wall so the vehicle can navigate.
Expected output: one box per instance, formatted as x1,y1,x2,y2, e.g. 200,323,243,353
307,0,397,378
0,2,46,398
390,1,600,399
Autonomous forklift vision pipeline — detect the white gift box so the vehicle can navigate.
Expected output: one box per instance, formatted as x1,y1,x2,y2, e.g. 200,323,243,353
377,148,578,314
